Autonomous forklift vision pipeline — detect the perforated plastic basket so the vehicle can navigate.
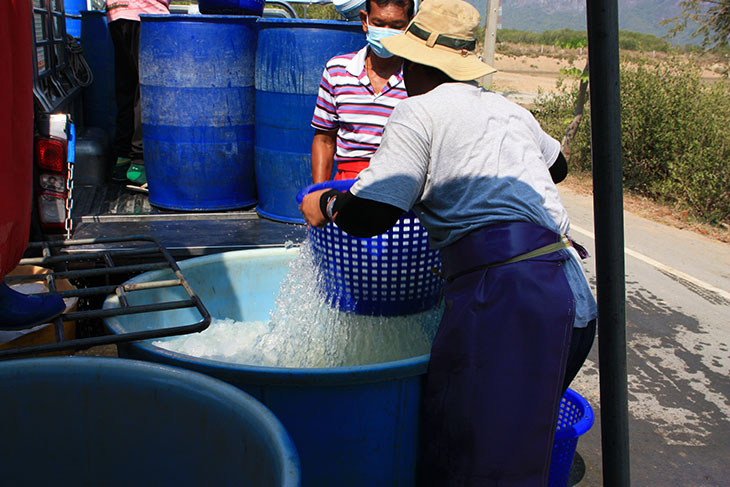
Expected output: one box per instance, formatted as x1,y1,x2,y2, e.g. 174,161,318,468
297,180,443,316
548,388,595,487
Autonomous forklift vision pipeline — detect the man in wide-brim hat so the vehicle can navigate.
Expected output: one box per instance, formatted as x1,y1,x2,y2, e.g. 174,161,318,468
300,0,597,485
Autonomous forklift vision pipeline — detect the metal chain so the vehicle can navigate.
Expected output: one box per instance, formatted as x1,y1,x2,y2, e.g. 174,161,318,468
65,159,75,240
64,120,76,240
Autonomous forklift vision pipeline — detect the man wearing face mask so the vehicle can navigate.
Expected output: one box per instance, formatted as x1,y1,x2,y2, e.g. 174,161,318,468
310,0,414,183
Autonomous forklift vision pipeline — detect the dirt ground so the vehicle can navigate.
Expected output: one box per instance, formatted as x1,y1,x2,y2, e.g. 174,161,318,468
491,52,586,94
489,48,726,95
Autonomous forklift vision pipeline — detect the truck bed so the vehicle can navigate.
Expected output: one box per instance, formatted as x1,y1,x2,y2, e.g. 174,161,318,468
69,182,307,258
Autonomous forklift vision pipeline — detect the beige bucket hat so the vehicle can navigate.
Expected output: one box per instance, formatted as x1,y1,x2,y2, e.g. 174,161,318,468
381,0,496,81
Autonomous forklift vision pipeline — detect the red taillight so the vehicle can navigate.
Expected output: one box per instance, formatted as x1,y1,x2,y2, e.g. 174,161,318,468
36,137,67,172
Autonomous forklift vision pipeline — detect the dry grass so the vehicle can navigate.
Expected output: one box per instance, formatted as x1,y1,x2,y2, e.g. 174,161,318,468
495,42,727,82
496,42,586,61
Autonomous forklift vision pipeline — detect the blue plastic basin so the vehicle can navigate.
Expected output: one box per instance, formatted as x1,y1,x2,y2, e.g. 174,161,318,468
0,357,300,486
104,248,428,487
102,248,592,487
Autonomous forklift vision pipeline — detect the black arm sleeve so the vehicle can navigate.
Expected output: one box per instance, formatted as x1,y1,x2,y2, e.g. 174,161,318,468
314,153,566,235
550,152,568,184
319,189,403,238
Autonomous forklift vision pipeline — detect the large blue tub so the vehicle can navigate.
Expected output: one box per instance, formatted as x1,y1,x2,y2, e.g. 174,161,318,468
0,357,300,486
254,20,365,223
104,248,428,487
139,15,258,210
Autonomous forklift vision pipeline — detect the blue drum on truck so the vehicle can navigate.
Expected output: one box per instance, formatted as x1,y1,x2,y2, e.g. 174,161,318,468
254,19,365,223
139,15,258,211
64,0,86,38
81,10,117,141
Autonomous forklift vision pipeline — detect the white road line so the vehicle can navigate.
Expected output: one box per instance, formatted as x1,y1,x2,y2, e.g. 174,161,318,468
570,224,730,302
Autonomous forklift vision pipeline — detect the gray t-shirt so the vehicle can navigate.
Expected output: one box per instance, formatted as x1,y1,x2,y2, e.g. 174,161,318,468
353,82,567,246
351,82,596,327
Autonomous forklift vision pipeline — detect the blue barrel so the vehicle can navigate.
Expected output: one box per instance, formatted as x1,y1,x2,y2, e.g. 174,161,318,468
64,0,86,38
255,20,365,223
139,15,257,211
104,248,428,487
0,357,300,486
81,10,117,140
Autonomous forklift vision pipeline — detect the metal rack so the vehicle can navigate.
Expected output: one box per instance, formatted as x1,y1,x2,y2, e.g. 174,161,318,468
31,0,81,113
0,235,211,359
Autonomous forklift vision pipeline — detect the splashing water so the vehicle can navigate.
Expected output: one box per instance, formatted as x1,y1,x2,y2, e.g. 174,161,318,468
152,241,442,368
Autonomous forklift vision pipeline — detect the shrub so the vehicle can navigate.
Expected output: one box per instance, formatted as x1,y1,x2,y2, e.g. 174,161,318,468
533,57,730,225
618,31,672,52
293,3,340,19
654,76,730,223
621,57,730,223
532,77,593,172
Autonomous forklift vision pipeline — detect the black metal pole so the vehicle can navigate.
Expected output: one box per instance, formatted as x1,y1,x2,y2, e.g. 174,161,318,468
585,1,631,486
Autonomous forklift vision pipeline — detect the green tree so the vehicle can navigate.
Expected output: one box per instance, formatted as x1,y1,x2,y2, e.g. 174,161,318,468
663,0,730,48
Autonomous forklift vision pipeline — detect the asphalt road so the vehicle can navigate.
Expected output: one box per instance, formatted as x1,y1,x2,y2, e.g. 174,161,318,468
558,187,730,487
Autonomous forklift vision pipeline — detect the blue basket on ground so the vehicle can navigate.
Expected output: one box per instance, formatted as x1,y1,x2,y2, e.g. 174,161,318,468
297,180,443,316
548,388,595,487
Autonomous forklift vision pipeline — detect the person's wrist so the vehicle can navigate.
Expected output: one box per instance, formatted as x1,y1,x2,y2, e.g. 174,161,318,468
319,189,341,222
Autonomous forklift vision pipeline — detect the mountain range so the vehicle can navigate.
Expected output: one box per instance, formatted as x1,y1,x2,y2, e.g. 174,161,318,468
465,0,698,45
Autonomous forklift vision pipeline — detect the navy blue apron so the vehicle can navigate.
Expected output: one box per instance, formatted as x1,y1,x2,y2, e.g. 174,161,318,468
419,221,575,487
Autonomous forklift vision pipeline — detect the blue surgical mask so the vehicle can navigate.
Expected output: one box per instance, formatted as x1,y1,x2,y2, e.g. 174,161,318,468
366,17,404,59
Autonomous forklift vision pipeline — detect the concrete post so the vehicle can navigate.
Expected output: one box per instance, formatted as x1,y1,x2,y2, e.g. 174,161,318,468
480,0,499,88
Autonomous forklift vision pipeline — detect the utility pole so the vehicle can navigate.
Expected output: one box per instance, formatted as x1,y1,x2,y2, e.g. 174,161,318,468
481,0,499,88
586,0,631,485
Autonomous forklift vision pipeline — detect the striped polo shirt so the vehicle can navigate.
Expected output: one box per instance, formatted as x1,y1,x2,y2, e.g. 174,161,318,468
311,46,407,174
106,0,170,22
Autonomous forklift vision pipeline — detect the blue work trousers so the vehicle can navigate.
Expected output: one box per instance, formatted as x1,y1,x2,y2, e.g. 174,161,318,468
419,222,576,487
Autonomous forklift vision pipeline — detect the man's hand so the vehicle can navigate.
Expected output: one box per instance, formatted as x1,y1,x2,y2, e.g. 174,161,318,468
300,189,329,228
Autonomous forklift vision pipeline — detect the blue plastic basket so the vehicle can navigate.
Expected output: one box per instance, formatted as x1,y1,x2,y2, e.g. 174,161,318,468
297,180,443,316
548,388,595,487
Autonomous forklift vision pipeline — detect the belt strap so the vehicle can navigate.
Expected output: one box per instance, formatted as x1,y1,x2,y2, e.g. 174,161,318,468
406,23,477,52
436,236,570,282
